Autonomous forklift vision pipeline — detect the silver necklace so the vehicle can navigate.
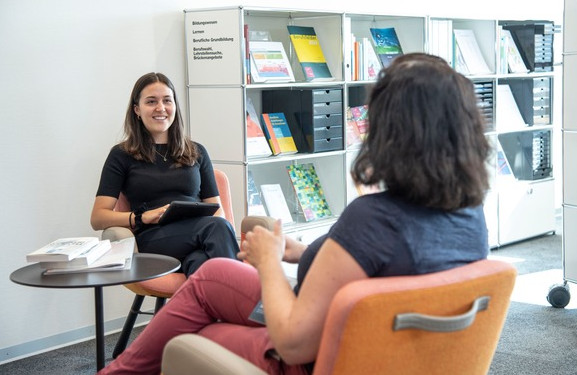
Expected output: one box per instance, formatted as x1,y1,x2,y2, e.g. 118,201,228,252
155,148,169,162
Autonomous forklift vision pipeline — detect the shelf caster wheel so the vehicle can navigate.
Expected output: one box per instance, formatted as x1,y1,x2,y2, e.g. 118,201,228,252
547,283,570,308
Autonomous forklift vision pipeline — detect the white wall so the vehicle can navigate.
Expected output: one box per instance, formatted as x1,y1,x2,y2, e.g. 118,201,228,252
0,0,564,363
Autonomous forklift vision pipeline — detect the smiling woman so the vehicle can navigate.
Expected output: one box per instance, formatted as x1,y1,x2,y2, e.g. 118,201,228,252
89,72,241,277
133,82,176,143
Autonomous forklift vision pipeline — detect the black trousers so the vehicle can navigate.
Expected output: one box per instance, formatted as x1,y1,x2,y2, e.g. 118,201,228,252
135,216,240,276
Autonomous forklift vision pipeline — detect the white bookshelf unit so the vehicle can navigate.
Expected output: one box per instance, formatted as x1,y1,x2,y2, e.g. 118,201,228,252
183,6,559,246
563,0,577,283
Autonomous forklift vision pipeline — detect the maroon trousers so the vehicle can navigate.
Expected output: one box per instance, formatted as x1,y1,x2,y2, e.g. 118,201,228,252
98,258,308,375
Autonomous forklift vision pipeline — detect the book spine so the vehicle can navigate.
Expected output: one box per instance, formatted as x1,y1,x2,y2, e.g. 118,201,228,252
261,114,281,155
244,24,251,84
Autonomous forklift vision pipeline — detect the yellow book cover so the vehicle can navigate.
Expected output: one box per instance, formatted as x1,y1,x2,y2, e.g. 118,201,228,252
260,112,298,155
287,25,333,81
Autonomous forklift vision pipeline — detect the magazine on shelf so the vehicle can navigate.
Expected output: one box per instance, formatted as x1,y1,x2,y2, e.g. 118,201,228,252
246,98,273,158
287,25,333,81
369,27,404,68
453,29,491,75
345,107,362,147
260,184,293,224
260,112,298,155
26,237,100,263
42,237,135,275
496,84,526,131
349,105,369,140
501,28,529,73
249,41,295,83
362,37,381,80
247,170,267,216
286,163,332,222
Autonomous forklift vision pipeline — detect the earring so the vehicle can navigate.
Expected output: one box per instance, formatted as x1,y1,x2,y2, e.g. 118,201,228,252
137,115,141,120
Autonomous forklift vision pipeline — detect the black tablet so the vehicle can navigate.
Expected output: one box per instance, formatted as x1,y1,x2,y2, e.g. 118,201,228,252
158,201,220,225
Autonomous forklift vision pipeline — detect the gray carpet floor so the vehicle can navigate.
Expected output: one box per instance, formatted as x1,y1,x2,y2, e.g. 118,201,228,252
2,225,576,374
488,229,577,374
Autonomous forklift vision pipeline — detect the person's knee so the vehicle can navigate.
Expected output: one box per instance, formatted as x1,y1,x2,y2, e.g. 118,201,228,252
193,257,246,279
211,216,235,233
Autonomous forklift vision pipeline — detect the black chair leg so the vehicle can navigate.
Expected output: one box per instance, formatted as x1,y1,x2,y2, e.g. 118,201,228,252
113,294,145,358
154,297,167,313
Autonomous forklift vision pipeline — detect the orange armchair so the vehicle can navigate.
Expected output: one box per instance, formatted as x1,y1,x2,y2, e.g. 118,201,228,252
101,169,235,358
161,257,516,375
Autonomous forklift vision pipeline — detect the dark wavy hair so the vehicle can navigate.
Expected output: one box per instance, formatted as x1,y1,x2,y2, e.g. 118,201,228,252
120,72,197,166
351,53,490,211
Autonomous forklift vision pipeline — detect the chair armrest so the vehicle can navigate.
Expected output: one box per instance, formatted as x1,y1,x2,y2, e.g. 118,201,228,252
162,334,267,375
102,226,134,242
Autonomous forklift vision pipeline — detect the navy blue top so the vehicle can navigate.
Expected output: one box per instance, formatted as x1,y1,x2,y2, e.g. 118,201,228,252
96,142,218,212
296,191,489,291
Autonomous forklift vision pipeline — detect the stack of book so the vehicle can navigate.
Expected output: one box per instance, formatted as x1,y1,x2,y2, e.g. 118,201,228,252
26,237,134,275
348,34,381,81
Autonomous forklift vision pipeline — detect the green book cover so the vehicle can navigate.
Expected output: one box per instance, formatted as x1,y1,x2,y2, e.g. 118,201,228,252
369,27,403,68
286,163,332,221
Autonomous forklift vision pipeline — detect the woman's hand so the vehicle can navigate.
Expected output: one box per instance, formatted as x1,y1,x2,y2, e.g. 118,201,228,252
283,235,308,264
238,219,285,269
142,204,170,225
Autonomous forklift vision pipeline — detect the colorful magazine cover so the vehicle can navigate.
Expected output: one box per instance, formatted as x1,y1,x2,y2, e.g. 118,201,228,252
286,163,332,221
287,25,333,81
369,27,404,68
350,105,369,139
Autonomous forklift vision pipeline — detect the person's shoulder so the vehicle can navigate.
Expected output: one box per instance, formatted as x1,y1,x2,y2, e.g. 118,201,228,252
349,191,390,207
109,143,123,153
344,191,390,215
104,143,134,164
192,141,207,154
191,141,212,161
107,143,130,157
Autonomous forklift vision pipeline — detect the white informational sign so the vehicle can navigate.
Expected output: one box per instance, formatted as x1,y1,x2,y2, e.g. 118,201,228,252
185,8,243,85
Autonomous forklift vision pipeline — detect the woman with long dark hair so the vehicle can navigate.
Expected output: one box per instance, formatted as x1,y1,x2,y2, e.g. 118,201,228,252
90,72,239,276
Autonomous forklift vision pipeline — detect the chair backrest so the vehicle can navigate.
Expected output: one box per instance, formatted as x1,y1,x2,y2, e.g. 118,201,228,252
212,169,234,228
313,259,517,375
160,258,516,375
114,169,234,228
